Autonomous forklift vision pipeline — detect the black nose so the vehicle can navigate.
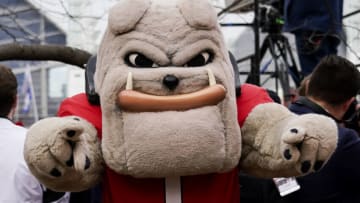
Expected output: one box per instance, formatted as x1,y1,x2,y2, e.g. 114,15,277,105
163,75,179,90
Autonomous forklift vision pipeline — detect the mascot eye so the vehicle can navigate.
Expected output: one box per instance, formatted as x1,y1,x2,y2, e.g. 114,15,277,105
125,53,159,68
185,52,213,67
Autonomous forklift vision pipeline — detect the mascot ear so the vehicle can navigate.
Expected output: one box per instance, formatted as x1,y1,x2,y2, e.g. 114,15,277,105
109,0,150,35
177,0,217,29
85,55,100,105
228,52,241,97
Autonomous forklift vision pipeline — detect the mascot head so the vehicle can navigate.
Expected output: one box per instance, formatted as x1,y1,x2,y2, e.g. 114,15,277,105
95,0,241,177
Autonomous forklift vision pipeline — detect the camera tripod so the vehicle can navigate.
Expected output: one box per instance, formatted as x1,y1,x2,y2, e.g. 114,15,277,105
257,31,303,102
219,0,303,103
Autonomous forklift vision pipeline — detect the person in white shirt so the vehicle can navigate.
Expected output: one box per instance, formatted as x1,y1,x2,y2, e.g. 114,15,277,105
0,64,69,203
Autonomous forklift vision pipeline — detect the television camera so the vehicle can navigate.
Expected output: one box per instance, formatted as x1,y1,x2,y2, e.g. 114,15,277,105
258,0,284,34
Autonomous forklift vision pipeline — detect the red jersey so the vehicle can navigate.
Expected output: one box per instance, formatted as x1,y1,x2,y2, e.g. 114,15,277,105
58,84,272,203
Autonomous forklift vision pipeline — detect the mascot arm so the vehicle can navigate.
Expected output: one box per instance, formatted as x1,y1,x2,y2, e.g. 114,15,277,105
23,94,104,192
240,102,338,178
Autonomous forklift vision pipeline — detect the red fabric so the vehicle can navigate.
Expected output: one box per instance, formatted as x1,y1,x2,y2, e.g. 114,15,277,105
56,85,272,203
15,121,24,126
102,170,165,203
57,93,102,139
182,169,240,203
236,84,273,126
101,169,240,203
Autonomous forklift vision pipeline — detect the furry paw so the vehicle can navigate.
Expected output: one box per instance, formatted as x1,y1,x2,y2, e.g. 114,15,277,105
280,114,338,174
24,116,103,192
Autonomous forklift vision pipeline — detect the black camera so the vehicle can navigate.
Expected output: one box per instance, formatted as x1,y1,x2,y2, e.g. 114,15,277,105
259,0,284,34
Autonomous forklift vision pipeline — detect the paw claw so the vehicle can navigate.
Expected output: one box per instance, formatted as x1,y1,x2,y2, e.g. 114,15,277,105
85,156,91,170
67,130,76,137
301,161,311,173
283,149,292,160
50,168,62,177
290,128,298,134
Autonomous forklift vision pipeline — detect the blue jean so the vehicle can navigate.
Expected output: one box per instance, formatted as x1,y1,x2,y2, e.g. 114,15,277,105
294,30,340,77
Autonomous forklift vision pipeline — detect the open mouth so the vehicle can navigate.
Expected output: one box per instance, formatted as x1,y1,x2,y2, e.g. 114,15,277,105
117,69,226,112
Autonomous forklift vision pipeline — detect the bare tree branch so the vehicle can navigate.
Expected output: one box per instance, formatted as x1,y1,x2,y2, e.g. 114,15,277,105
0,25,17,42
0,4,41,42
30,0,105,20
0,43,91,68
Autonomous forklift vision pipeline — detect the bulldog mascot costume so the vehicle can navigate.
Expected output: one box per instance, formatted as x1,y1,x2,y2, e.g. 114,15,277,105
24,0,338,202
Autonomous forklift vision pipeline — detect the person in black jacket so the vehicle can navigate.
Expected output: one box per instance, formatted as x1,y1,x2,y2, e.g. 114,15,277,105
283,55,360,203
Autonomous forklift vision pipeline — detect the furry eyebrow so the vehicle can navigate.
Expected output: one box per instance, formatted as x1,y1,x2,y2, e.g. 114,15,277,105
171,39,218,66
120,40,170,66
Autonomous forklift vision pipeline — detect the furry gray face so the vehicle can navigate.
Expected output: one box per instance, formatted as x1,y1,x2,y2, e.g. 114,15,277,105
95,0,241,178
